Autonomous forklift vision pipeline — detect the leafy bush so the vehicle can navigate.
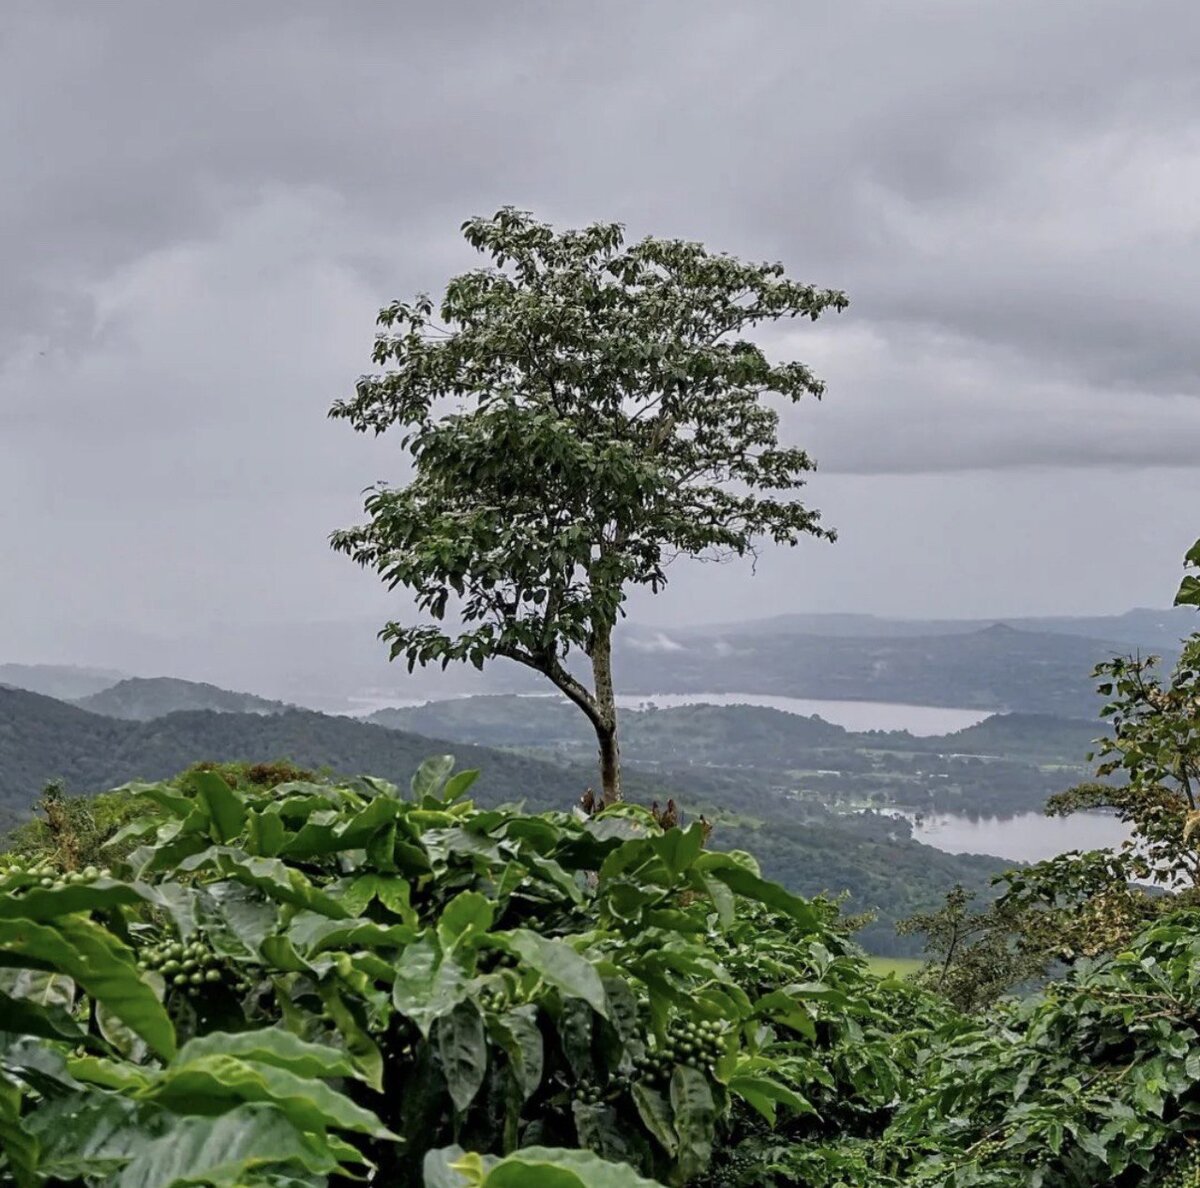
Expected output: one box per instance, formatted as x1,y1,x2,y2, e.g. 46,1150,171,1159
0,758,932,1186
886,914,1200,1184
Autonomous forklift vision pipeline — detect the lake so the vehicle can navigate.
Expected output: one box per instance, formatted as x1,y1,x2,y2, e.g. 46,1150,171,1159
901,809,1132,864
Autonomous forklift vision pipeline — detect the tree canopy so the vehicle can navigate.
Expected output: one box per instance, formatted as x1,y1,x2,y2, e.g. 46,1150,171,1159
331,208,846,803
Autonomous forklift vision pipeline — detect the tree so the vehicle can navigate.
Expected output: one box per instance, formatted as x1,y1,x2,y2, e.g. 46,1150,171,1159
330,208,846,804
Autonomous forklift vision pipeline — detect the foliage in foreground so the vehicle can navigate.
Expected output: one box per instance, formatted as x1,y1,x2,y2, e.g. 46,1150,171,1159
6,756,1200,1185
0,760,935,1186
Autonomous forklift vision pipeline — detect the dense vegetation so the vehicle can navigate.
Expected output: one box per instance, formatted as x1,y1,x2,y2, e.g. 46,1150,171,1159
0,686,1012,955
370,698,1099,817
0,758,946,1186
5,750,1200,1185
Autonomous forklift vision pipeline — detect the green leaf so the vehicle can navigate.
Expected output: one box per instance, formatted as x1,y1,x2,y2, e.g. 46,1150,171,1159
393,935,469,1037
288,912,418,957
438,891,494,950
699,874,735,927
23,1090,150,1182
488,1005,544,1101
424,1145,476,1188
96,1000,149,1062
670,1065,715,1181
0,987,83,1042
0,1077,38,1188
504,930,607,1015
246,809,287,856
145,1053,395,1137
0,916,175,1059
1176,574,1200,608
632,1082,678,1157
443,769,481,802
68,1053,154,1093
179,849,350,919
174,1028,360,1081
319,986,385,1092
728,1074,813,1125
468,1146,665,1187
695,854,817,930
198,881,278,959
413,755,457,801
435,1000,488,1113
112,1103,339,1188
650,823,706,878
0,878,149,922
192,770,248,843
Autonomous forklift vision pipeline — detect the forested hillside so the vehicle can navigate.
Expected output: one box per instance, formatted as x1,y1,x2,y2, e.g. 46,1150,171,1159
0,686,584,820
74,676,292,719
0,685,1003,953
370,696,1098,817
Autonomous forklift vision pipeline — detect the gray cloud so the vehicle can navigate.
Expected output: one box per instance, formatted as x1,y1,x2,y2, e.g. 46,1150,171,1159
2,0,1199,662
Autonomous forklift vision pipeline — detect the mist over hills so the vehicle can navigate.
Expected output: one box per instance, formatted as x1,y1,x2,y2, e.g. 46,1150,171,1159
683,606,1195,651
0,663,127,701
3,607,1183,718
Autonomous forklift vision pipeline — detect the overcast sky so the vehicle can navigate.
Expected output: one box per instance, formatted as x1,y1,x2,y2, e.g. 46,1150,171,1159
3,1,1199,671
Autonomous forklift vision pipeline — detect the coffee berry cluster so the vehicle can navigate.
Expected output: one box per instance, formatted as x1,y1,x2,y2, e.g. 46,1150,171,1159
632,1016,726,1088
1164,1145,1200,1188
137,939,247,994
0,859,110,888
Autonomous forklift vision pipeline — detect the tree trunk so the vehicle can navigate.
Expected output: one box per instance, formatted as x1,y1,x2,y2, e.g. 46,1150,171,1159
591,630,622,805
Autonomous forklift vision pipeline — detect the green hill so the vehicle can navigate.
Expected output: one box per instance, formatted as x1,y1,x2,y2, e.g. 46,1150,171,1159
367,695,1097,817
0,685,1009,954
0,685,589,824
935,712,1102,760
75,676,292,720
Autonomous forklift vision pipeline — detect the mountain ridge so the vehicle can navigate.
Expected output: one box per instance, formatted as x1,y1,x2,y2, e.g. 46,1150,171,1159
74,676,292,720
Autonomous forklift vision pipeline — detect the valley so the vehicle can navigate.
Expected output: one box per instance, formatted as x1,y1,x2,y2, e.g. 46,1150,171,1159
0,651,1119,956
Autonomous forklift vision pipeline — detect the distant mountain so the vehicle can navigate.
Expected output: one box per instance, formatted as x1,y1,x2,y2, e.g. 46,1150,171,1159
0,663,125,700
674,606,1195,652
608,624,1140,716
74,677,292,721
0,685,602,826
31,603,1191,716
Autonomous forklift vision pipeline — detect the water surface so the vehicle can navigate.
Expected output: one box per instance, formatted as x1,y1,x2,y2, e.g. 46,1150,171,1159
902,809,1131,864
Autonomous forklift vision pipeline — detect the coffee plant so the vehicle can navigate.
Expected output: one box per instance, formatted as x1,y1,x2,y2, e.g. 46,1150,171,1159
6,755,1200,1185
0,758,925,1186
